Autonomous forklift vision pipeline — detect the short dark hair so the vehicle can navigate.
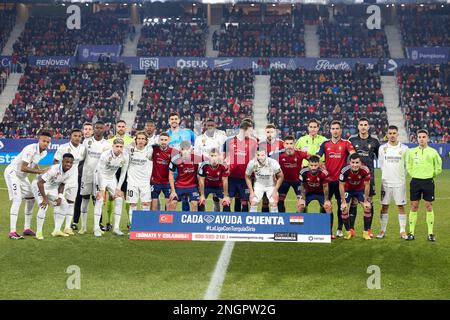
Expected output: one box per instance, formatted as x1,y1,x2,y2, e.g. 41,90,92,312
169,112,180,118
309,155,320,163
284,135,295,142
62,153,74,160
308,119,320,126
330,120,341,128
265,124,276,130
239,121,253,131
159,132,170,138
350,153,361,161
70,128,82,135
145,120,155,125
95,121,105,126
241,118,254,127
358,117,370,124
39,131,51,138
209,147,220,154
116,120,126,125
388,125,398,131
417,129,429,136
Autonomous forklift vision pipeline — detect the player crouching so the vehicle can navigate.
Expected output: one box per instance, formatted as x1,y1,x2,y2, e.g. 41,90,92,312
245,148,284,213
32,154,75,240
339,154,372,240
198,148,231,212
93,138,129,237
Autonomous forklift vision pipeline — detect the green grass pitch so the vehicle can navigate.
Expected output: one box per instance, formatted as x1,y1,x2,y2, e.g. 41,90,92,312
0,167,449,300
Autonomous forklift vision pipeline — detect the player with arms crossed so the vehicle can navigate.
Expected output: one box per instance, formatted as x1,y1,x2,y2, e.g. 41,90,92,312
405,129,442,241
150,132,173,211
298,156,332,224
339,153,372,240
4,131,51,239
245,148,284,213
53,129,86,236
79,121,110,234
271,135,309,213
32,154,75,240
198,148,231,212
93,138,129,237
376,125,409,239
168,141,202,211
127,131,153,224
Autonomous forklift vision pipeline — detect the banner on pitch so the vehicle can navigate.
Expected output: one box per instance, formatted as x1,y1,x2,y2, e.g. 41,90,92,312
130,211,331,243
0,139,68,165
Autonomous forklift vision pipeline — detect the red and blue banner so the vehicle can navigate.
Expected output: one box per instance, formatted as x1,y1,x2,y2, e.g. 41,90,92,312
0,139,68,165
129,211,332,243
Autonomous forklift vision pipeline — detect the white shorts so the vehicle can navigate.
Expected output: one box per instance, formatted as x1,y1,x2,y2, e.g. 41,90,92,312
127,184,151,204
95,178,118,198
4,167,34,201
64,183,78,202
31,180,59,204
80,179,95,196
381,183,407,206
252,184,276,204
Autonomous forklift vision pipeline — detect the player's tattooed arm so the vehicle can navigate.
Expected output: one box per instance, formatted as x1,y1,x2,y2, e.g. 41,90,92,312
20,161,47,175
222,177,230,205
339,181,347,210
363,180,371,209
198,176,206,205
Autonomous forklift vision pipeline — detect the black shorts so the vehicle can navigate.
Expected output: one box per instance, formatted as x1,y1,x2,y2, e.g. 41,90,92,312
410,178,435,202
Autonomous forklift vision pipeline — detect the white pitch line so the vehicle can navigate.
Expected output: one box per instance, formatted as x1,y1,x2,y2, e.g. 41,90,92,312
204,241,235,300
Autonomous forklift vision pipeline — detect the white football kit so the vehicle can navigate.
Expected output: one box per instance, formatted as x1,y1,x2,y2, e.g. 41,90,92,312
32,164,75,204
246,158,281,203
54,142,86,202
80,137,111,196
194,130,227,158
94,149,129,196
379,142,409,206
4,143,47,201
126,144,153,203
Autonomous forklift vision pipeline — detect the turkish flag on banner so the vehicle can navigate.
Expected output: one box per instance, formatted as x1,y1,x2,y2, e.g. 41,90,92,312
159,214,174,224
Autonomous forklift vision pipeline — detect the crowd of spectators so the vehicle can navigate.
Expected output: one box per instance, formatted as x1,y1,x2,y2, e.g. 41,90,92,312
0,63,129,138
134,68,254,133
0,66,11,95
399,6,450,49
218,21,305,57
13,14,130,56
268,63,388,140
137,22,207,57
318,17,390,58
0,10,15,53
398,63,450,144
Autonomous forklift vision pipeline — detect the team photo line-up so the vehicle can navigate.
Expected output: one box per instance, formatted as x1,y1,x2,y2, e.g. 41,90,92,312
4,112,442,241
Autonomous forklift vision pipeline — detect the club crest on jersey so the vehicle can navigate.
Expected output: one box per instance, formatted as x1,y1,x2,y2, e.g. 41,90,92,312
88,140,92,146
108,156,112,162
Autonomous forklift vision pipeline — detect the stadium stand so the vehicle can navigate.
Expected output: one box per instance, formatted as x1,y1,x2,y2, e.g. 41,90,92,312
268,63,388,139
0,63,129,138
12,14,130,56
0,66,11,95
399,6,450,49
318,16,390,58
0,10,15,53
134,68,254,132
398,63,450,143
137,22,207,57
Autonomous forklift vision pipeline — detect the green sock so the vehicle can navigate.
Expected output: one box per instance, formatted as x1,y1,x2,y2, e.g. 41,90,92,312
426,211,435,235
409,211,418,235
107,199,114,224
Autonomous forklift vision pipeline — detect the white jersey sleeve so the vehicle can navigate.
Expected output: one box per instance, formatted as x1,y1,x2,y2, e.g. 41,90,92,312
245,160,256,176
379,143,409,187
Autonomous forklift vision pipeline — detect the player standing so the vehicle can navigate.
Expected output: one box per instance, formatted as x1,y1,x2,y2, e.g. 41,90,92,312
32,154,75,240
198,148,231,212
349,117,380,237
339,154,372,240
144,120,159,146
317,120,355,238
79,121,110,234
295,119,327,167
223,121,258,212
271,135,309,212
53,129,86,236
127,131,153,224
376,125,409,239
150,132,174,211
4,131,51,239
245,148,284,213
93,138,129,237
405,129,442,241
168,141,202,211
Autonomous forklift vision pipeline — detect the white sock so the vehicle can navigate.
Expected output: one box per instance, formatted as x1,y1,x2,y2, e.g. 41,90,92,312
10,199,21,233
93,198,103,231
114,197,123,230
24,198,35,230
250,205,258,212
270,206,278,213
129,205,136,224
64,202,75,229
380,213,389,233
53,199,67,232
80,197,90,229
398,214,407,233
213,199,220,212
36,207,47,233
